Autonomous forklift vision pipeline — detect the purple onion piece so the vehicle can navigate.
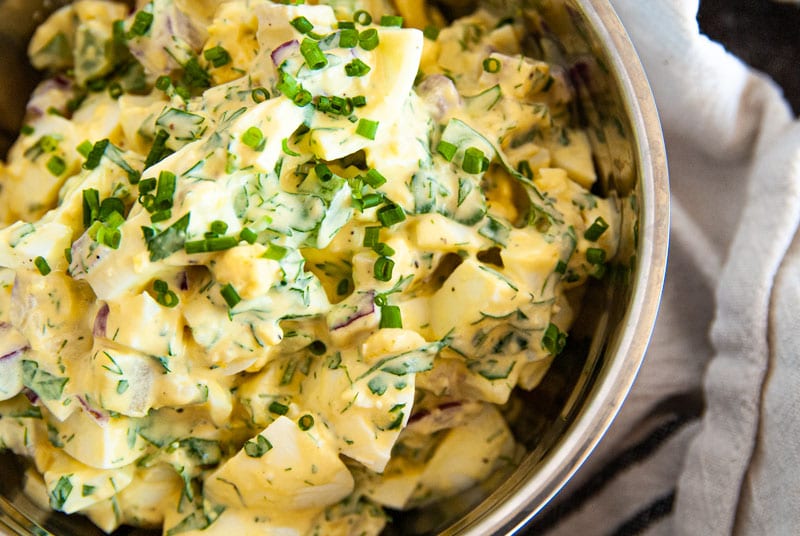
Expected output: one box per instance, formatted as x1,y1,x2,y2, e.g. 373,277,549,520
77,395,108,425
93,303,109,338
178,271,189,291
416,74,462,120
330,291,376,330
408,401,463,427
271,40,300,67
23,387,39,405
0,345,29,361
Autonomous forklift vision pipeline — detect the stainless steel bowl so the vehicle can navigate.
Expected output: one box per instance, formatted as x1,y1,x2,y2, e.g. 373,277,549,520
0,0,669,534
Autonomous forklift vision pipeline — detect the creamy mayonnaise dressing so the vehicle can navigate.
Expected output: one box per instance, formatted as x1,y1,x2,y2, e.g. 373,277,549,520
0,1,620,534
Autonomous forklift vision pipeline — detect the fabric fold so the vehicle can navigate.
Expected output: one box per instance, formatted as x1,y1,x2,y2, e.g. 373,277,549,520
538,1,800,534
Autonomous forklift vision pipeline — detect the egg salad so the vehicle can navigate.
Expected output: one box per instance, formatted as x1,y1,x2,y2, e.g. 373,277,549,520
0,0,620,534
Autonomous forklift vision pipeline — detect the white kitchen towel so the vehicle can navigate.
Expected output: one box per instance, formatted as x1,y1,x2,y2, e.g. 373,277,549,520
527,1,800,535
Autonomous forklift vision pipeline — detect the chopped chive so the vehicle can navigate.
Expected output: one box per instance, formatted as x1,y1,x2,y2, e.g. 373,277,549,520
263,243,287,261
184,236,237,254
300,38,328,70
482,57,501,73
150,209,171,223
291,16,314,34
293,89,312,106
203,45,231,68
251,87,269,103
83,139,109,170
329,95,352,115
20,124,34,136
462,146,489,174
241,126,264,150
344,58,371,77
269,401,289,415
517,160,533,179
138,177,157,195
220,283,241,309
363,226,381,248
96,226,122,249
108,82,123,99
34,256,51,276
373,256,394,281
338,21,355,29
64,248,72,264
76,140,93,158
373,242,395,256
584,217,609,241
281,137,300,156
423,25,440,40
380,15,403,27
276,71,300,99
154,170,176,209
542,322,567,355
364,168,387,188
555,260,568,274
82,188,101,228
155,288,179,307
359,192,383,210
436,140,457,161
209,220,228,236
586,247,606,265
46,155,66,176
128,11,153,37
379,305,402,328
155,75,171,91
39,135,58,153
182,56,211,89
239,227,258,244
316,95,332,113
116,380,129,395
153,279,168,293
315,163,333,182
338,28,358,48
244,435,272,457
353,10,372,25
144,130,171,169
377,203,405,226
350,95,367,107
356,118,379,140
298,414,314,430
358,29,379,50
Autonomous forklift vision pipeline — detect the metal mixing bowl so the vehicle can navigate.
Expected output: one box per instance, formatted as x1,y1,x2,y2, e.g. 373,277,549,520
0,0,669,534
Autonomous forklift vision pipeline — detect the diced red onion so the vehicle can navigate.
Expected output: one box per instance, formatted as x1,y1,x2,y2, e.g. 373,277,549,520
93,303,109,338
271,40,299,67
0,345,29,361
77,395,108,425
23,388,39,405
330,291,375,330
178,271,189,291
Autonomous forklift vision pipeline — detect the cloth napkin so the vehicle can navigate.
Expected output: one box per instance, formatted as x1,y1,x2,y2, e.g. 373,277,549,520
525,1,800,534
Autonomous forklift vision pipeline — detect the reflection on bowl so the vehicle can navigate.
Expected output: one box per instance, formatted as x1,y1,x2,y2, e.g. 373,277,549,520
0,0,668,534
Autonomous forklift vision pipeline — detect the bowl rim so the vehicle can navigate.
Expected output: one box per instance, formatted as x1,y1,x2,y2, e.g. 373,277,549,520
445,0,671,533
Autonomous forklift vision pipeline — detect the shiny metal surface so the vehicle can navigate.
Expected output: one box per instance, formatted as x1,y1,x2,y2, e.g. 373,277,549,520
0,0,669,534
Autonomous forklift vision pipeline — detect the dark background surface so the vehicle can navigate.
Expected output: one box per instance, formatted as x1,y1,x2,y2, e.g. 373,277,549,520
698,0,800,115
